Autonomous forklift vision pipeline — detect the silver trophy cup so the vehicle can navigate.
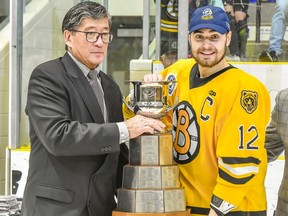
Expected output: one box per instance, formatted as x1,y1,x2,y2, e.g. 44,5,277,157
124,80,177,119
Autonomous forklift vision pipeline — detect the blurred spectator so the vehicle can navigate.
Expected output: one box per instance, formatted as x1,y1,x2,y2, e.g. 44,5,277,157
160,40,178,68
259,0,288,62
190,0,224,13
159,0,179,57
223,0,249,61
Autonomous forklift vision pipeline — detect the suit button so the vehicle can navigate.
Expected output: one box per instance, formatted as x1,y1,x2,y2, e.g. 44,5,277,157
87,201,91,206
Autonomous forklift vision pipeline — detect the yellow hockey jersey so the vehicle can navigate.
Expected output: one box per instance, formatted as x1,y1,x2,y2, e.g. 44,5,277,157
161,59,270,215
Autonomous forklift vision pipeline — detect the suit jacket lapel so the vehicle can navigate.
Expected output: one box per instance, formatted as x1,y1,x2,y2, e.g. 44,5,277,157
61,53,105,123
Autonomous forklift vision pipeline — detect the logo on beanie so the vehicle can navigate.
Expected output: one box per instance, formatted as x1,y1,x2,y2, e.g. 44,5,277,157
201,8,213,21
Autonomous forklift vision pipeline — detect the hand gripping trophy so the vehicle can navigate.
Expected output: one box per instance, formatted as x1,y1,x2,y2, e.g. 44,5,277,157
113,81,190,216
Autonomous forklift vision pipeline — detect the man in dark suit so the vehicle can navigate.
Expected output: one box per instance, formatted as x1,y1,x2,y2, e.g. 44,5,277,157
20,2,165,216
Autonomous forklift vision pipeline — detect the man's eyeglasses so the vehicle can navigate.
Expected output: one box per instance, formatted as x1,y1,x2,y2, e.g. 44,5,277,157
72,30,113,44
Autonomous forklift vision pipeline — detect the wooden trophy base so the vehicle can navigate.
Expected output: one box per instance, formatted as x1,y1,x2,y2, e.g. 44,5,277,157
112,209,191,216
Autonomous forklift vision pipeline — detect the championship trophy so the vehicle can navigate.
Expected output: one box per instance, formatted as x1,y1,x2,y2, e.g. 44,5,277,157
112,81,190,216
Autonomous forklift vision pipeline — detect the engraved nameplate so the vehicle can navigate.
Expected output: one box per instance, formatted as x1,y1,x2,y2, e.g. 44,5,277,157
164,189,186,212
159,133,173,165
161,166,180,188
135,190,164,213
122,165,180,189
117,188,186,213
141,135,159,165
129,133,173,166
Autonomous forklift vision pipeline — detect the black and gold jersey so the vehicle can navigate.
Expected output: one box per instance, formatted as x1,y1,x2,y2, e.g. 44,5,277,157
161,58,270,214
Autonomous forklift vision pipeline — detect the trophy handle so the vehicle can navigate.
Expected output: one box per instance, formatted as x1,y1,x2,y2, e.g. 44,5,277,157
122,96,142,115
136,96,179,119
163,96,179,114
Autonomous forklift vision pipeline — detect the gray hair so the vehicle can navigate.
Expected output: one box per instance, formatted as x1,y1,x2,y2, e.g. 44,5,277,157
62,1,112,33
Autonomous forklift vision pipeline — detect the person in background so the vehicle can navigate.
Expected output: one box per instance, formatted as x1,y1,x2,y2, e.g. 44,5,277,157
141,5,271,216
259,0,288,62
265,88,288,216
190,0,224,13
159,0,179,63
160,40,178,68
223,0,250,61
20,2,165,216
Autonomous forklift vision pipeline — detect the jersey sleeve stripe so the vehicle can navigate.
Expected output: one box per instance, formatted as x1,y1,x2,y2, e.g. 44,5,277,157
221,157,261,165
219,168,255,184
219,158,259,176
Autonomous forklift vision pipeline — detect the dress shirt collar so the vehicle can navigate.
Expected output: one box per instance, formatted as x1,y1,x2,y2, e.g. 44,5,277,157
67,51,100,78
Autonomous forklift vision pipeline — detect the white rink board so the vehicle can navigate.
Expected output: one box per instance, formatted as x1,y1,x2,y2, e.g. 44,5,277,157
265,160,284,216
233,63,288,109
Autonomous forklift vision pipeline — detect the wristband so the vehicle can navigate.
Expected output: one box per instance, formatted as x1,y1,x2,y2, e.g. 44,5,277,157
210,195,236,216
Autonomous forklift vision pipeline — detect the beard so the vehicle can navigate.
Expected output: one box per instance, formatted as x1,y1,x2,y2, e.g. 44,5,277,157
193,45,227,68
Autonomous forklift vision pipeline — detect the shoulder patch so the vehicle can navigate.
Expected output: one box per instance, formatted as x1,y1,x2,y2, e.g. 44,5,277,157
240,90,258,114
166,73,177,96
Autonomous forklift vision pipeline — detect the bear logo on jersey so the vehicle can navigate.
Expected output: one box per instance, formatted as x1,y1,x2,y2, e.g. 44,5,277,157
172,101,200,164
167,74,177,96
240,90,258,114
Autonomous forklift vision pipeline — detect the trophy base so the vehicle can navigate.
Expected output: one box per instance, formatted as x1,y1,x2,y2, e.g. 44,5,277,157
112,209,190,216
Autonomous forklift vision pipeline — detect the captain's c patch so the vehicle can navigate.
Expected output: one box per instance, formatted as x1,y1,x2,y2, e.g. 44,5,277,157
240,90,258,114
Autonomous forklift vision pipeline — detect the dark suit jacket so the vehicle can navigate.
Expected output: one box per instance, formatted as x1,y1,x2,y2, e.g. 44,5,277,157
265,88,288,216
21,52,128,216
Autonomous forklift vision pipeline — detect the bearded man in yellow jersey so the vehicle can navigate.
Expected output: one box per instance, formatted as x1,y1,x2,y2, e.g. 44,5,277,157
133,5,271,216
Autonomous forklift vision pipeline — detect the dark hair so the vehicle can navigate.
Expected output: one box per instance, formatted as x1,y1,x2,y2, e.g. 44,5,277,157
62,1,112,33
